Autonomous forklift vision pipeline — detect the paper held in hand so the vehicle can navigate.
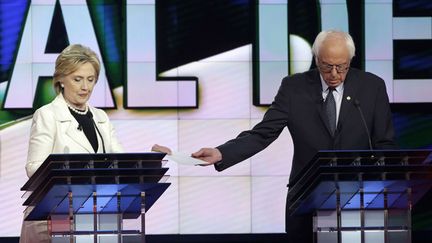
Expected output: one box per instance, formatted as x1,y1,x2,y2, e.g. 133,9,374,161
166,152,209,166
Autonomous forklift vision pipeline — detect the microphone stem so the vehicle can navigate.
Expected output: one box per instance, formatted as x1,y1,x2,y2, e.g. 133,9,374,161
356,105,373,150
92,120,106,154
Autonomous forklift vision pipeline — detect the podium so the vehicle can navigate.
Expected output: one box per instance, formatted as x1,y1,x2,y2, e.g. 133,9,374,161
287,150,432,243
21,153,170,243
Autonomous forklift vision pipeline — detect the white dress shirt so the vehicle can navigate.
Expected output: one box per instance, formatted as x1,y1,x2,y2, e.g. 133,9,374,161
320,76,344,125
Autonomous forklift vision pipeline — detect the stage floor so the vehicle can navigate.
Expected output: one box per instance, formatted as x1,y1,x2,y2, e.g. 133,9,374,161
2,234,289,243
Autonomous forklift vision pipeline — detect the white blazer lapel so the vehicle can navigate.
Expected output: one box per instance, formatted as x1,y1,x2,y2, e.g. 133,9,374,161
52,94,95,153
65,121,95,153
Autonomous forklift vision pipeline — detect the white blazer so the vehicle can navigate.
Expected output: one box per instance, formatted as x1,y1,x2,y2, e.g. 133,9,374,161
25,94,123,177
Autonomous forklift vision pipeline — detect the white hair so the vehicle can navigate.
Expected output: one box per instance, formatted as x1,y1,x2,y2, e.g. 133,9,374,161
311,30,356,62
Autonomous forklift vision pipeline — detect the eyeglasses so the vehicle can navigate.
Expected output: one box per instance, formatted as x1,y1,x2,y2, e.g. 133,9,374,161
318,61,350,73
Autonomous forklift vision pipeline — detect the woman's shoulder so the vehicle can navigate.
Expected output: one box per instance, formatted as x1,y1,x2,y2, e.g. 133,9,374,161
33,95,68,121
33,99,57,116
31,104,57,125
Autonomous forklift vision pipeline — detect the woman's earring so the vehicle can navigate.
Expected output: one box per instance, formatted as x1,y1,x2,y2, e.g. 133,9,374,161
60,83,64,88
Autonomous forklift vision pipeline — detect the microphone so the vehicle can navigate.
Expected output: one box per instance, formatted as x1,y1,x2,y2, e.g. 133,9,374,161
354,99,373,151
77,124,83,131
88,112,106,154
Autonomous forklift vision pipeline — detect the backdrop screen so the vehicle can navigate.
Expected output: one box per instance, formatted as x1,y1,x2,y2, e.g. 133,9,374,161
0,0,431,236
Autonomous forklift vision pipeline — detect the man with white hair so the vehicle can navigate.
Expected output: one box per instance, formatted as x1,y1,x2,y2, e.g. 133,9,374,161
155,30,397,242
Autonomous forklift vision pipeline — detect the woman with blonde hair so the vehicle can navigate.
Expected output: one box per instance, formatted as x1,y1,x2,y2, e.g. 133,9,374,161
20,44,123,242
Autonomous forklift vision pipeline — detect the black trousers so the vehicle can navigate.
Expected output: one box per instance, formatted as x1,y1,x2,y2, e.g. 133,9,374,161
286,194,313,243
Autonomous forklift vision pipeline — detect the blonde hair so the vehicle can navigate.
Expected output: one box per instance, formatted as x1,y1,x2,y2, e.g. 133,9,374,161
53,44,101,94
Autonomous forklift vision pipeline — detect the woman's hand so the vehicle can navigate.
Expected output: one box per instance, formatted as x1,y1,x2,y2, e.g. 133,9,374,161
151,144,172,155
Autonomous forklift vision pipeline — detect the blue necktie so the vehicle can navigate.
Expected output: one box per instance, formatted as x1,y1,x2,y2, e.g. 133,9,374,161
325,88,336,135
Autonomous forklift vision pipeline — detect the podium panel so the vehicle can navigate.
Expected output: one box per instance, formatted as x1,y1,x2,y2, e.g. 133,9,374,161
287,150,432,243
21,153,170,243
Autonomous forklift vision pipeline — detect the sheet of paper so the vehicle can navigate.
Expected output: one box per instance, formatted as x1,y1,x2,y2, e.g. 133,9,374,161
166,152,209,166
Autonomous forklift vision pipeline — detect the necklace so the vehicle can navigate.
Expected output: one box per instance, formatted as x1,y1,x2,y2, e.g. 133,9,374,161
66,101,88,115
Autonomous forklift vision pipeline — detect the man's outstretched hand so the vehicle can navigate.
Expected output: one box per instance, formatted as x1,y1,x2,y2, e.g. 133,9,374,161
192,148,222,165
152,145,222,166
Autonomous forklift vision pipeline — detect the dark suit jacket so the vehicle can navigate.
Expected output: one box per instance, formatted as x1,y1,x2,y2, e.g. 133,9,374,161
213,68,397,239
215,67,397,184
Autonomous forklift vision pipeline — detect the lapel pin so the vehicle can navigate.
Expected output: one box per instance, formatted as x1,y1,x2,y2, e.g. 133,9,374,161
346,96,351,101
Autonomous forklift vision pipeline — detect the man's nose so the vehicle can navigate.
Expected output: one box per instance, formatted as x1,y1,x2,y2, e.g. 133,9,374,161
330,66,338,76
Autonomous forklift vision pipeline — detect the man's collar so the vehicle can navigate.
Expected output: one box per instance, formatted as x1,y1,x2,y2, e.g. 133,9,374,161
320,74,344,93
